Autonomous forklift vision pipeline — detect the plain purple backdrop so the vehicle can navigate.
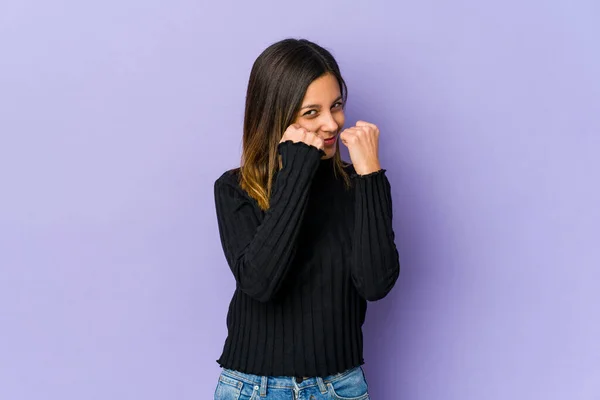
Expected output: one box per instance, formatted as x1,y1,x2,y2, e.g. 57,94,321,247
1,0,599,399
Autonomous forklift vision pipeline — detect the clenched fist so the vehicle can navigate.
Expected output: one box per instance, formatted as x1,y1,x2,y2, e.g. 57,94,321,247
280,124,325,151
340,121,382,175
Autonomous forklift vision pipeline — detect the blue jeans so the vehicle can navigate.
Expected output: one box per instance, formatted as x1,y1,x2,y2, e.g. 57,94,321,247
214,366,370,399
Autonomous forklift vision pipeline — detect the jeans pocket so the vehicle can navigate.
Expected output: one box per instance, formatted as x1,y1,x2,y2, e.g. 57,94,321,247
327,367,370,400
214,371,260,400
214,373,242,400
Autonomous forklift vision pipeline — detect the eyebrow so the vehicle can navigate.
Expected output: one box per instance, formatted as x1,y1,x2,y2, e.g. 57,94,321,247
300,95,343,110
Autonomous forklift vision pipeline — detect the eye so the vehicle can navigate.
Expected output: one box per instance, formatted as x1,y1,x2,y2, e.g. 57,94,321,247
332,101,343,109
302,109,318,117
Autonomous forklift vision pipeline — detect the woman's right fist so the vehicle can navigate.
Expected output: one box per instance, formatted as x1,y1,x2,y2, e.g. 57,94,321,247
280,124,324,151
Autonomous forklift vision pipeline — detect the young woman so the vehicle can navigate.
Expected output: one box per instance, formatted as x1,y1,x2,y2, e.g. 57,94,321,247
213,38,400,400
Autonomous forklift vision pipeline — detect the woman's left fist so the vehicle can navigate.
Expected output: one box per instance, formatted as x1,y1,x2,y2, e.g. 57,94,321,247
339,121,382,175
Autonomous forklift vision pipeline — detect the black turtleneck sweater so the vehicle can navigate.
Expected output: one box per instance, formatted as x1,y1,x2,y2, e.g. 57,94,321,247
213,140,400,377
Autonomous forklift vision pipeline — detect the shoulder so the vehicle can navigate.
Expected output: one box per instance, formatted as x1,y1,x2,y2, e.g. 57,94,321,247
214,168,261,212
214,168,244,198
215,167,241,186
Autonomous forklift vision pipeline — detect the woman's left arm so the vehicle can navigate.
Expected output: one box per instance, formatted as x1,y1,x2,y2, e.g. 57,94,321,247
350,169,400,301
341,121,401,301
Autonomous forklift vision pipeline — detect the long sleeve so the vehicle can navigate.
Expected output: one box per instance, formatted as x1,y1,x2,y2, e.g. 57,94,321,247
350,169,400,301
214,141,324,303
215,155,400,376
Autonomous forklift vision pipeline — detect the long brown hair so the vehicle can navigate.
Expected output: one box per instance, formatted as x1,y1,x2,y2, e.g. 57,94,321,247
240,38,350,210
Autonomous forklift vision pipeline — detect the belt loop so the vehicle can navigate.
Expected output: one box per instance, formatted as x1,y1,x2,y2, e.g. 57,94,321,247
316,377,327,394
260,375,268,397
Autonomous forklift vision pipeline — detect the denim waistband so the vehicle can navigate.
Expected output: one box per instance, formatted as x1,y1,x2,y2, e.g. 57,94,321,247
220,365,363,395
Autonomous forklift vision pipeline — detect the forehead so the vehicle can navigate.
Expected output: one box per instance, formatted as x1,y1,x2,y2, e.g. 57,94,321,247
303,73,341,102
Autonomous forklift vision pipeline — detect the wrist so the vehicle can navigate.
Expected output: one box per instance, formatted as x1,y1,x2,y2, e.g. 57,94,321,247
354,162,382,175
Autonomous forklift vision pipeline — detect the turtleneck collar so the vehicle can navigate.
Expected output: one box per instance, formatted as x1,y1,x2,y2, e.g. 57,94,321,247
319,155,335,168
314,156,336,181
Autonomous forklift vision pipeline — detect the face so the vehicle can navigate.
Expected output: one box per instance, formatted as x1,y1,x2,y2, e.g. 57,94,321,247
294,73,345,159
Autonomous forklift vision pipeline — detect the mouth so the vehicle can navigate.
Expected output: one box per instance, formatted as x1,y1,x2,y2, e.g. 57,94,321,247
323,133,338,147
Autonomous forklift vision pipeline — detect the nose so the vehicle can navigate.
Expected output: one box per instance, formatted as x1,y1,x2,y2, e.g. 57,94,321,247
320,112,339,133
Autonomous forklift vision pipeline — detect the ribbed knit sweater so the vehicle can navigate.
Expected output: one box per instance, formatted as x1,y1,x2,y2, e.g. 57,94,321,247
213,140,400,377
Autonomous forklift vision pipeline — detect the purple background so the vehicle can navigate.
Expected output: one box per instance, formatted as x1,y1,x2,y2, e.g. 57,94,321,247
1,0,599,398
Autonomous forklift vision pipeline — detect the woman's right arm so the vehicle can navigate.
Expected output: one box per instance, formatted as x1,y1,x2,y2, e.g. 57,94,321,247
214,140,323,303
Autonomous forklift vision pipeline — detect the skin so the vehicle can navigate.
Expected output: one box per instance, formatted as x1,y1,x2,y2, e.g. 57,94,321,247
280,73,382,175
293,72,346,160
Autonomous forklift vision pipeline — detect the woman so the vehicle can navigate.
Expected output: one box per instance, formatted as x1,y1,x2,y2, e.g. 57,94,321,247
213,38,400,399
